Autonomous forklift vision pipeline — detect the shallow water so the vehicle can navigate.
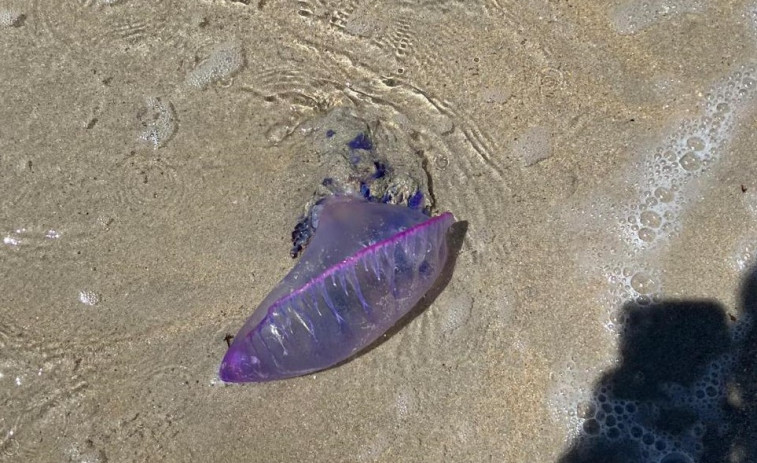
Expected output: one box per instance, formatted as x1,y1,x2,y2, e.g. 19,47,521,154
1,1,757,461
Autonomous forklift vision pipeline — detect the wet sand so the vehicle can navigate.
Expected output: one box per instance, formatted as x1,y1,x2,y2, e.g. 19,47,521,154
1,1,757,461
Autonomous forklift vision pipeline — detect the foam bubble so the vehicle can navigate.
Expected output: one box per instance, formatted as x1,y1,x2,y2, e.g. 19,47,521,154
741,188,757,218
2,227,28,247
512,125,552,167
64,440,106,463
600,264,663,334
579,334,748,463
678,152,701,171
660,452,693,463
45,229,61,240
0,10,24,27
630,272,657,295
395,388,415,419
186,41,245,89
637,227,656,242
617,65,757,251
78,290,100,306
573,378,707,462
547,360,613,438
138,97,177,149
750,2,757,35
439,293,473,336
639,210,662,229
654,187,675,203
731,240,757,271
731,311,753,344
610,0,705,35
606,265,661,301
2,227,65,250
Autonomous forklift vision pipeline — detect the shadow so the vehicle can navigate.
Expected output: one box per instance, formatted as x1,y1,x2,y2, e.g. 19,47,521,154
557,267,757,463
326,219,468,369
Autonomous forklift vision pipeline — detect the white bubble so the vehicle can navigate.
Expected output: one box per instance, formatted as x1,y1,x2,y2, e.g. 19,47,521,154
65,440,106,463
610,0,705,35
654,187,675,203
678,152,701,171
0,10,24,27
440,293,473,335
547,361,612,437
686,137,705,151
395,388,415,419
639,210,662,228
138,97,177,149
79,290,100,306
45,229,61,239
637,228,656,242
630,272,657,294
743,191,757,218
186,41,245,90
621,66,757,250
732,240,757,271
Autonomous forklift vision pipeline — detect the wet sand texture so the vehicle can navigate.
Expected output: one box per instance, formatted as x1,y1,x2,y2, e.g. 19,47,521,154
2,1,757,462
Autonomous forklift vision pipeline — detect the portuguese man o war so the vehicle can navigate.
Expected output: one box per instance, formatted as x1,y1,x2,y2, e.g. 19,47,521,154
219,195,455,382
220,110,454,382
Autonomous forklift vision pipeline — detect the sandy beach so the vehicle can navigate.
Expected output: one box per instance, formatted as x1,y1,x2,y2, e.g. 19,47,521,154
1,1,756,461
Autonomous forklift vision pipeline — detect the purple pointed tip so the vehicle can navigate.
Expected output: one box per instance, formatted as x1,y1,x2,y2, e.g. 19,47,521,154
219,344,263,383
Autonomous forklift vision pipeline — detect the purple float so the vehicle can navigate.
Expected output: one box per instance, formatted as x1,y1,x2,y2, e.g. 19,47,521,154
219,195,455,382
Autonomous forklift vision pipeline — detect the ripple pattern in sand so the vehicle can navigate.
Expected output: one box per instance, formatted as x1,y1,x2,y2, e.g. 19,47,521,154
0,322,95,461
113,152,192,215
238,60,511,260
32,0,183,59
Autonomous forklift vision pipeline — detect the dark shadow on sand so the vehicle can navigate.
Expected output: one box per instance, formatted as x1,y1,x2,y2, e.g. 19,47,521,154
557,266,757,463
